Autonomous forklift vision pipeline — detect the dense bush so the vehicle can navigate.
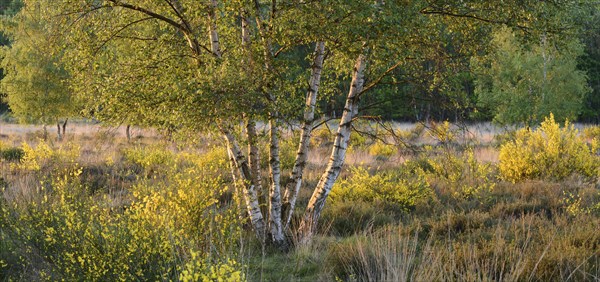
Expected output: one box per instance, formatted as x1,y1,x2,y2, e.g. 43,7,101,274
0,147,24,162
425,148,496,200
368,141,397,161
583,125,600,140
323,167,430,235
1,145,243,280
499,114,599,182
12,140,79,171
330,167,431,212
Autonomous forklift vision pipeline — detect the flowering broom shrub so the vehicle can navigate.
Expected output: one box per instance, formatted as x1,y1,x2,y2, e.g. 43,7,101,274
1,146,244,280
499,114,599,182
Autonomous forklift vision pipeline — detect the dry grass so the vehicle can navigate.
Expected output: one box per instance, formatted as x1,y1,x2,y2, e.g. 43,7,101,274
1,120,599,281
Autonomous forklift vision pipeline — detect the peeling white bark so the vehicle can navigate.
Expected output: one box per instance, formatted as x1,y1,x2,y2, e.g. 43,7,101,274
282,41,326,229
208,0,221,57
298,52,367,244
221,125,266,241
268,117,286,248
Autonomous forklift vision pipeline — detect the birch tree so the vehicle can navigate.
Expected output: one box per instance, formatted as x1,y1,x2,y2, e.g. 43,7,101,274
16,0,589,250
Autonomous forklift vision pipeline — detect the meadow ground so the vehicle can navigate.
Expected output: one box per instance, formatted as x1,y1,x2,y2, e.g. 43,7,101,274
0,120,599,281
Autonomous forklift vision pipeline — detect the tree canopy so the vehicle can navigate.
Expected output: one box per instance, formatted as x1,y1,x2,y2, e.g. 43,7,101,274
473,26,590,126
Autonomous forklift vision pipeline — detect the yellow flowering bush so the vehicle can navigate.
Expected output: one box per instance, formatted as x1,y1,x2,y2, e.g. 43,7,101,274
2,146,243,281
428,121,455,144
180,251,244,282
12,140,79,171
368,141,397,160
122,144,176,174
499,114,599,182
310,126,333,148
583,125,600,140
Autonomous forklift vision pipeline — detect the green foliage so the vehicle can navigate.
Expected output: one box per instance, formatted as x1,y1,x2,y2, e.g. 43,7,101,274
12,140,79,171
122,144,177,174
473,26,590,126
368,142,397,161
330,167,431,213
0,142,23,162
1,148,242,280
0,0,77,124
180,252,244,282
427,121,457,144
122,145,229,179
425,148,496,200
499,114,599,182
310,126,333,148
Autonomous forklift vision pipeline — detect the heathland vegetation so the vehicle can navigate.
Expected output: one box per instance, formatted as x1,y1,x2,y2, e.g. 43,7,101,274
0,0,599,280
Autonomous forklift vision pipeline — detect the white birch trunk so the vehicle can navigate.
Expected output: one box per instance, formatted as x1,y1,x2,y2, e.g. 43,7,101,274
246,118,263,190
298,53,367,244
241,13,262,190
208,0,221,57
282,41,326,229
221,126,266,241
268,116,286,248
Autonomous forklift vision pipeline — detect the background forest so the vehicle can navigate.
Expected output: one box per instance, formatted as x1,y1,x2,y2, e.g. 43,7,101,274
0,0,599,281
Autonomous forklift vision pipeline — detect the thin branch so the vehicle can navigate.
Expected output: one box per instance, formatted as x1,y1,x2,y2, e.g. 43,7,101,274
108,0,189,33
93,16,154,55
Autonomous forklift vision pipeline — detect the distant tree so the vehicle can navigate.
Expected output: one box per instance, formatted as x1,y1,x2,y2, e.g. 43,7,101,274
0,0,77,140
579,5,600,123
0,0,22,114
473,26,590,126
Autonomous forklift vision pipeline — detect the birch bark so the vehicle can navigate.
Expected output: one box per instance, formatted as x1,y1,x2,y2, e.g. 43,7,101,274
282,41,326,229
221,126,267,241
268,116,286,248
298,52,367,244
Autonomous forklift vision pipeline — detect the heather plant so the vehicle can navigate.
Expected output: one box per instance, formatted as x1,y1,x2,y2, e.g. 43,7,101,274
499,114,599,182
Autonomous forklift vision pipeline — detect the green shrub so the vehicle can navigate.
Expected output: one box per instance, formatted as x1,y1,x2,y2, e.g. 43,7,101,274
426,149,496,200
122,144,176,174
330,167,431,212
310,126,333,148
427,121,456,144
499,114,599,182
1,162,242,280
368,142,397,161
321,200,394,236
0,147,24,162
